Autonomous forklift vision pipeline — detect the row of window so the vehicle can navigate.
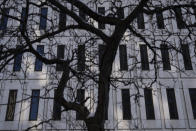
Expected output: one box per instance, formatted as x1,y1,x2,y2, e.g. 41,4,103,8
11,44,193,72
3,88,196,121
122,88,196,120
1,7,195,30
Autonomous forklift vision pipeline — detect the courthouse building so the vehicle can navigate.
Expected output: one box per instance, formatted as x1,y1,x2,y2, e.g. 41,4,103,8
0,0,196,130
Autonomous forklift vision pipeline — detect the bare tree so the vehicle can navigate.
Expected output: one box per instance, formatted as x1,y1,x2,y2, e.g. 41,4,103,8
0,0,196,131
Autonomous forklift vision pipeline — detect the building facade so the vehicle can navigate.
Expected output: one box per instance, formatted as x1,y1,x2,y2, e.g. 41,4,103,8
0,0,196,131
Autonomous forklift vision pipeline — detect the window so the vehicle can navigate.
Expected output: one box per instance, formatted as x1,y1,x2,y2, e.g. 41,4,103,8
0,8,9,30
189,88,196,119
56,45,65,71
59,11,66,29
98,7,105,29
144,89,155,120
0,45,3,57
140,45,149,70
29,90,40,121
194,7,196,20
76,89,85,120
77,45,85,71
137,12,145,29
20,8,26,30
79,9,86,21
13,46,23,71
156,8,165,29
105,103,108,120
174,7,186,29
35,45,44,71
121,89,131,120
117,7,124,19
181,44,193,70
119,45,128,71
39,8,48,30
166,88,179,120
5,90,17,121
99,45,106,68
160,44,171,70
52,89,61,120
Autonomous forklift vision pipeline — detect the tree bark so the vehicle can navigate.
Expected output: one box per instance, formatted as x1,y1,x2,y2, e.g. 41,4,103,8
86,120,105,131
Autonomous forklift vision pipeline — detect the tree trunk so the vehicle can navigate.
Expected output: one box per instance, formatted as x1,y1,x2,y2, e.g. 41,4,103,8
86,120,105,131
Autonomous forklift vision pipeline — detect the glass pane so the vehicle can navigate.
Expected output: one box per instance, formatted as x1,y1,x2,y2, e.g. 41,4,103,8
166,89,179,119
174,7,186,29
59,11,66,29
160,44,171,70
29,90,40,120
121,89,131,120
5,90,17,121
52,89,61,120
119,45,128,70
181,44,192,70
76,89,85,120
98,7,105,29
77,45,85,71
0,8,9,30
13,46,23,71
35,45,44,71
140,45,149,70
39,8,48,30
156,8,165,29
189,88,196,119
144,89,155,120
56,45,65,71
137,12,145,29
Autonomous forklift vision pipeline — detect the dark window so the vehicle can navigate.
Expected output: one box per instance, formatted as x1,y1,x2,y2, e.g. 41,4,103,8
0,45,3,57
105,103,108,120
121,89,131,120
5,90,17,121
194,8,196,21
77,45,85,71
166,88,179,120
174,7,186,29
29,90,40,121
20,8,26,30
160,44,171,70
189,88,196,119
140,45,149,70
52,89,61,120
59,11,66,29
13,46,23,71
144,89,155,120
119,45,128,71
76,89,85,120
181,44,192,70
79,9,86,21
117,7,124,19
156,9,165,29
39,8,48,30
99,45,106,68
56,45,65,71
0,8,9,30
98,7,105,29
137,12,145,29
35,45,44,71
